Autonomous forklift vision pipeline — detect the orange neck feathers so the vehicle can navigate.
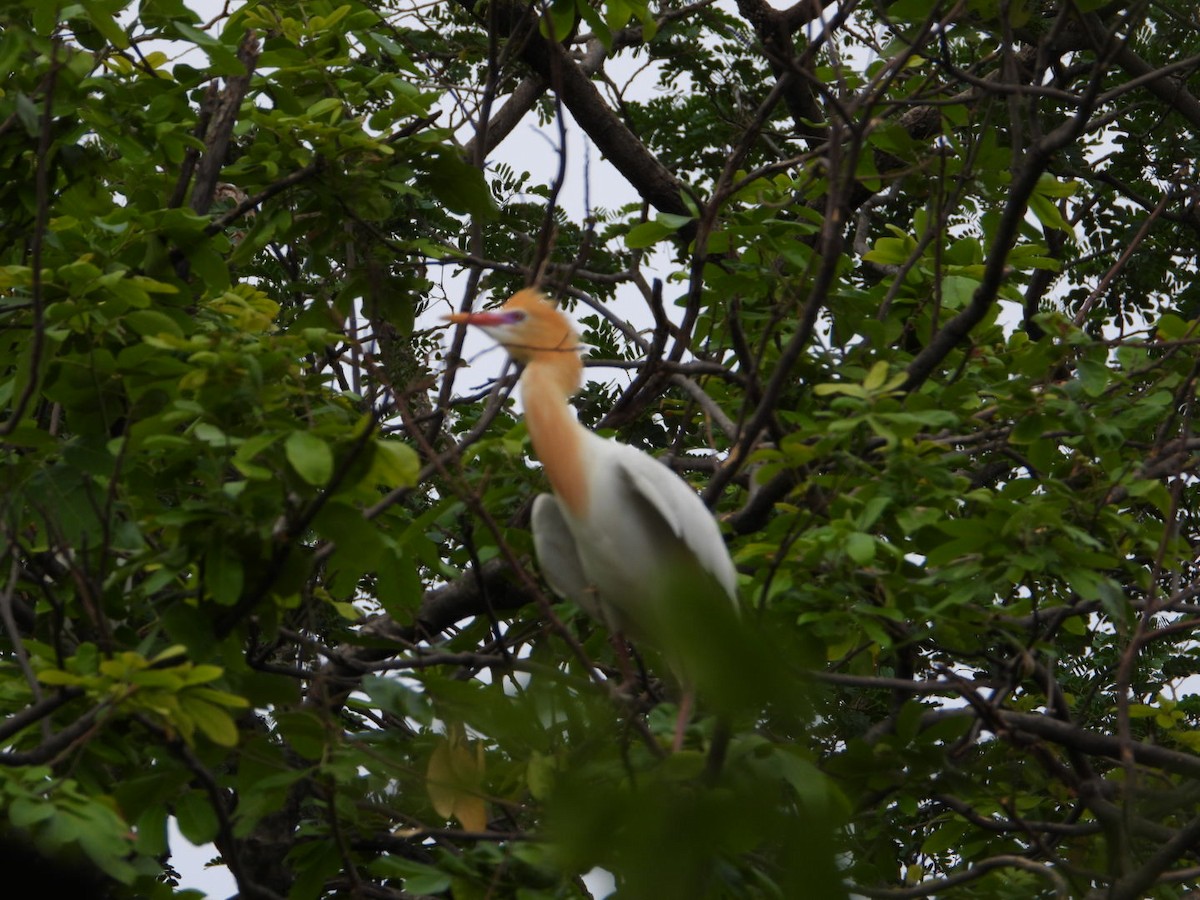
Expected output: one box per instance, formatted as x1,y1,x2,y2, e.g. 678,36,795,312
520,363,590,517
449,289,591,516
500,291,589,516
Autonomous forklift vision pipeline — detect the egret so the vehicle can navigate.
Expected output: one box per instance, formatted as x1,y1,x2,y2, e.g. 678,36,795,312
448,289,737,748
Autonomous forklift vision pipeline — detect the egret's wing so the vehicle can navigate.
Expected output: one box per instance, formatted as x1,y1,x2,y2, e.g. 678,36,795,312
609,445,738,600
531,494,598,614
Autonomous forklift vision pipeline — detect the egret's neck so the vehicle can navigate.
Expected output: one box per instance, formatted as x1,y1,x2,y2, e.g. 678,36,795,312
520,358,589,517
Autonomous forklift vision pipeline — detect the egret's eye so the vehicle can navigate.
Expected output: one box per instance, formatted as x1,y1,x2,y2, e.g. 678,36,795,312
501,310,527,324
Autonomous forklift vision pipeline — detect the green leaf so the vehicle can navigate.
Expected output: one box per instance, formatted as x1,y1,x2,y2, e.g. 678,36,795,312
181,663,224,685
632,0,657,39
174,791,219,845
1028,192,1073,234
172,20,220,46
921,819,968,854
233,431,281,480
375,551,422,618
863,361,890,391
128,669,185,690
71,802,138,884
421,153,495,217
9,797,55,828
863,235,914,265
575,3,613,47
80,0,131,48
126,310,184,339
1076,357,1109,396
1036,173,1078,198
1156,313,1191,340
844,532,876,564
626,213,693,250
1011,413,1045,444
540,0,577,41
172,20,244,72
626,220,674,249
133,805,169,857
286,431,334,486
814,382,867,399
940,275,979,308
180,696,240,747
37,668,84,686
189,686,250,709
369,858,452,894
33,2,59,35
206,542,244,606
887,0,939,22
183,242,232,290
656,212,695,230
370,438,419,487
275,710,328,759
527,752,557,801
306,97,344,120
605,0,633,32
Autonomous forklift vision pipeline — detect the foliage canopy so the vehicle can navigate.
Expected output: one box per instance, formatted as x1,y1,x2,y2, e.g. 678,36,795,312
4,1,1200,898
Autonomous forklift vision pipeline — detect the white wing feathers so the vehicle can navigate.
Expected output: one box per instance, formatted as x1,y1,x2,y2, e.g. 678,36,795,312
611,444,737,600
530,434,737,624
531,493,604,621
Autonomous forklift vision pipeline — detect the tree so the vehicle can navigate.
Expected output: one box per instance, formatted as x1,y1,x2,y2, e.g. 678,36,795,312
3,0,1200,896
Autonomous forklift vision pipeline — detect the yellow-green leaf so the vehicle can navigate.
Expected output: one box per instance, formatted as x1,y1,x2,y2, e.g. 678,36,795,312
183,664,225,685
427,730,487,832
37,669,83,686
863,361,890,391
180,696,240,747
371,439,419,488
81,0,130,49
286,430,333,486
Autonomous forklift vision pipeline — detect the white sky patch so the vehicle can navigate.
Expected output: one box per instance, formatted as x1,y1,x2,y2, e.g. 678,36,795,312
169,817,237,898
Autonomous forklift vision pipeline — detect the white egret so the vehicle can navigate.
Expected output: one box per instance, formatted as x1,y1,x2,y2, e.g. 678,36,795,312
448,289,737,747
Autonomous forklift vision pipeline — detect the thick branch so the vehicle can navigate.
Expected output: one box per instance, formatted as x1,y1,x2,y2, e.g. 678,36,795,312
734,0,832,140
0,688,83,743
927,707,1200,781
900,103,1099,392
307,560,533,713
1085,14,1200,130
190,32,259,216
457,0,690,219
0,702,103,766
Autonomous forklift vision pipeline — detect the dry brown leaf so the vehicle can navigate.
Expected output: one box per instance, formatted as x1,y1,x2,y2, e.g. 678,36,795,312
425,725,487,832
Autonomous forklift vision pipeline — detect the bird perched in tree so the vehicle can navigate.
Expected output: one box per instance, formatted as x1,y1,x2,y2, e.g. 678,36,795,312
448,289,737,745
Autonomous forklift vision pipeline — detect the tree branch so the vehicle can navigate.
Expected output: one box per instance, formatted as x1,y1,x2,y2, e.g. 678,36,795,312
900,46,1110,392
190,32,259,216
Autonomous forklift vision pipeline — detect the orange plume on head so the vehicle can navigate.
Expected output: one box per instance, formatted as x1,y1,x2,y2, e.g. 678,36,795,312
447,289,582,394
502,289,579,356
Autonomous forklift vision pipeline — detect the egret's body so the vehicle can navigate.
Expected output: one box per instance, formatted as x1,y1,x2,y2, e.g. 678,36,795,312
531,431,736,634
449,290,736,730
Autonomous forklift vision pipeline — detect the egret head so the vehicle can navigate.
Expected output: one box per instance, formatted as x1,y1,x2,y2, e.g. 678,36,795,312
447,289,581,366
